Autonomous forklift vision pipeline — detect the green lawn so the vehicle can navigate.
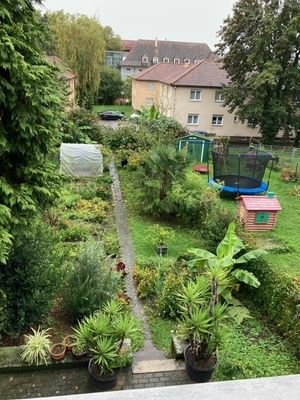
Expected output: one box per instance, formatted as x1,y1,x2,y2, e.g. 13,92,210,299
93,104,133,118
148,313,300,380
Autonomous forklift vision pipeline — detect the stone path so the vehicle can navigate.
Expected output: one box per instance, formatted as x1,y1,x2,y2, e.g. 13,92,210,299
109,162,166,363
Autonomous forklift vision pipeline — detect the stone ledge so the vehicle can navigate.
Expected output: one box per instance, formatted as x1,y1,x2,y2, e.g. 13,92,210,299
0,346,89,373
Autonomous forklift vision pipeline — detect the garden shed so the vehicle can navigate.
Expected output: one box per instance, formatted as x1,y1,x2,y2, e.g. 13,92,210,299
238,194,282,231
177,132,213,163
60,143,103,177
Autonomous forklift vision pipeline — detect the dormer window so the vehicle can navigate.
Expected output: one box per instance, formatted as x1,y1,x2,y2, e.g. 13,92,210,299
194,59,201,64
163,57,169,63
142,55,148,64
153,56,159,64
184,59,190,64
174,58,180,64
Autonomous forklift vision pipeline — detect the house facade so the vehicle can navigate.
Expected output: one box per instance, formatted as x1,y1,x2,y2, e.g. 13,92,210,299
132,61,260,139
105,40,136,69
121,39,213,80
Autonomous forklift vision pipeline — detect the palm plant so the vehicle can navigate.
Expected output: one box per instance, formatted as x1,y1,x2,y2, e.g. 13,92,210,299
20,327,51,366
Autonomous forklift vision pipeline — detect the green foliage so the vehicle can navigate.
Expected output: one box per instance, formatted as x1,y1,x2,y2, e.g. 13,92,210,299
245,258,300,353
20,327,51,366
73,300,144,375
146,224,175,246
102,26,121,51
97,67,123,105
217,0,300,143
64,240,121,320
135,146,187,215
47,11,108,104
0,222,64,336
0,1,65,262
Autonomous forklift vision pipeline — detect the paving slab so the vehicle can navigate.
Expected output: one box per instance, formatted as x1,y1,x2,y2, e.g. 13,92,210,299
132,359,185,374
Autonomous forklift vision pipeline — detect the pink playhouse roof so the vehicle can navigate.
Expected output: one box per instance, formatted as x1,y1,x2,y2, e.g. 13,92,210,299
239,196,282,211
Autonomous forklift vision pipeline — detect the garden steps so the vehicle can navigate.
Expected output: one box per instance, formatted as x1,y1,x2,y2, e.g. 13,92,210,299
132,359,185,374
109,162,168,364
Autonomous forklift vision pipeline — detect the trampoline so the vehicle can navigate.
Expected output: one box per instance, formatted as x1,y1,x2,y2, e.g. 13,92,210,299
209,145,276,195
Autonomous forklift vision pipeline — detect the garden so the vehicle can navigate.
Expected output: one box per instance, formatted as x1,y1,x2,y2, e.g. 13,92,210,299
1,104,300,390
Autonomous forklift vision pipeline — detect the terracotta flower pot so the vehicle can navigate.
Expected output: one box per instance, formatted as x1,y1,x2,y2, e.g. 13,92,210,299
63,335,76,351
50,343,66,361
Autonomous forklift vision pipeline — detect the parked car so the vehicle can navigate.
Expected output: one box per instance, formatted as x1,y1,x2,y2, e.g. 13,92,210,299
98,111,125,120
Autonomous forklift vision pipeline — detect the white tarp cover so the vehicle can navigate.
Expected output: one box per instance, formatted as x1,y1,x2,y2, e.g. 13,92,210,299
60,143,103,177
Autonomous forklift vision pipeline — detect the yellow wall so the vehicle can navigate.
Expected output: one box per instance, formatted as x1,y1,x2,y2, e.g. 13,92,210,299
132,79,260,138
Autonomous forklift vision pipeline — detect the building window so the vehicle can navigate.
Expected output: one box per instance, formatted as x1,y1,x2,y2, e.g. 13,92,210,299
174,58,180,64
146,98,154,106
126,68,131,71
142,55,148,63
187,114,199,125
234,116,239,123
194,59,201,64
184,59,190,64
147,82,155,91
215,90,225,102
153,56,158,64
190,89,201,101
212,115,224,126
163,57,169,63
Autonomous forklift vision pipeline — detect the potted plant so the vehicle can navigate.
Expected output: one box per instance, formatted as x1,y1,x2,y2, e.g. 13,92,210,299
147,224,175,256
75,299,143,390
49,342,66,361
177,222,266,382
20,327,51,366
63,334,77,351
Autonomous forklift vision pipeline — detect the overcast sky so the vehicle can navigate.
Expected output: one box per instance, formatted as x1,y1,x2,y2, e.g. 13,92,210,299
41,0,237,50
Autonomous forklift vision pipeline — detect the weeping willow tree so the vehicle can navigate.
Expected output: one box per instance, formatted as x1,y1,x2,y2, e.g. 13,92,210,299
47,11,106,107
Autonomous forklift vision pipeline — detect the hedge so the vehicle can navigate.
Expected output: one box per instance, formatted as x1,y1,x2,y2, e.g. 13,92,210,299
246,258,300,354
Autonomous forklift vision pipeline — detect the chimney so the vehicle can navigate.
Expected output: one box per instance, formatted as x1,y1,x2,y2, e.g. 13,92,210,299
154,37,158,59
155,37,158,48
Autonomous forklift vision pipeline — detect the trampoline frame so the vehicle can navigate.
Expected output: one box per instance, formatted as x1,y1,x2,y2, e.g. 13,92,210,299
208,146,275,195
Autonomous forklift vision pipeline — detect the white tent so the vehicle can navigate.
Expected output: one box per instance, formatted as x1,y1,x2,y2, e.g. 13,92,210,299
60,143,103,177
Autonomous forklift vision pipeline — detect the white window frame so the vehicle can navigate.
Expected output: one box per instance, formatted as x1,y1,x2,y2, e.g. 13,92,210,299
147,82,155,91
142,55,148,63
174,58,180,64
163,57,169,63
187,114,199,125
184,59,190,64
190,89,202,101
153,56,159,64
212,115,224,126
215,90,225,103
194,59,201,64
234,116,239,123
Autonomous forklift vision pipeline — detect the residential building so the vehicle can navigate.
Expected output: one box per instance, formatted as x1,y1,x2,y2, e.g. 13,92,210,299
121,38,214,80
132,60,260,139
106,40,136,69
47,56,76,108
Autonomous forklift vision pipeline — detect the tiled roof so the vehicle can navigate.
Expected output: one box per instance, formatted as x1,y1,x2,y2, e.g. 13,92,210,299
122,39,212,66
122,40,136,52
134,60,229,88
239,196,282,211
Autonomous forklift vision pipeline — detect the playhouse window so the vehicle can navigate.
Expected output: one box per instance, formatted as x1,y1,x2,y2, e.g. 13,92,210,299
255,212,270,224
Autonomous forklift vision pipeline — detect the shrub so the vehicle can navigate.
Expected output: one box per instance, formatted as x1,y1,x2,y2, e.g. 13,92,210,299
64,240,121,320
0,222,64,336
102,231,120,257
59,222,92,242
70,198,109,223
245,258,300,353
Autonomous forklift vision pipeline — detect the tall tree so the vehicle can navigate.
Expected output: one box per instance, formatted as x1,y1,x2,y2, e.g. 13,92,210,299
103,26,122,51
97,67,123,104
217,0,300,144
47,12,119,107
0,0,65,262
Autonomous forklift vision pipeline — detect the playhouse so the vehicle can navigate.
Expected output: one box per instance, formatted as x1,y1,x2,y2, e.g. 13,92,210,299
238,194,282,231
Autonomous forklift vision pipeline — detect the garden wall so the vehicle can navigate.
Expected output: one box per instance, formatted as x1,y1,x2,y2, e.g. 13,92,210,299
246,258,300,353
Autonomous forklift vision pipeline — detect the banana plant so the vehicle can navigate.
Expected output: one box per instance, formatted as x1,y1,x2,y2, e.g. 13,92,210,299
188,222,267,322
